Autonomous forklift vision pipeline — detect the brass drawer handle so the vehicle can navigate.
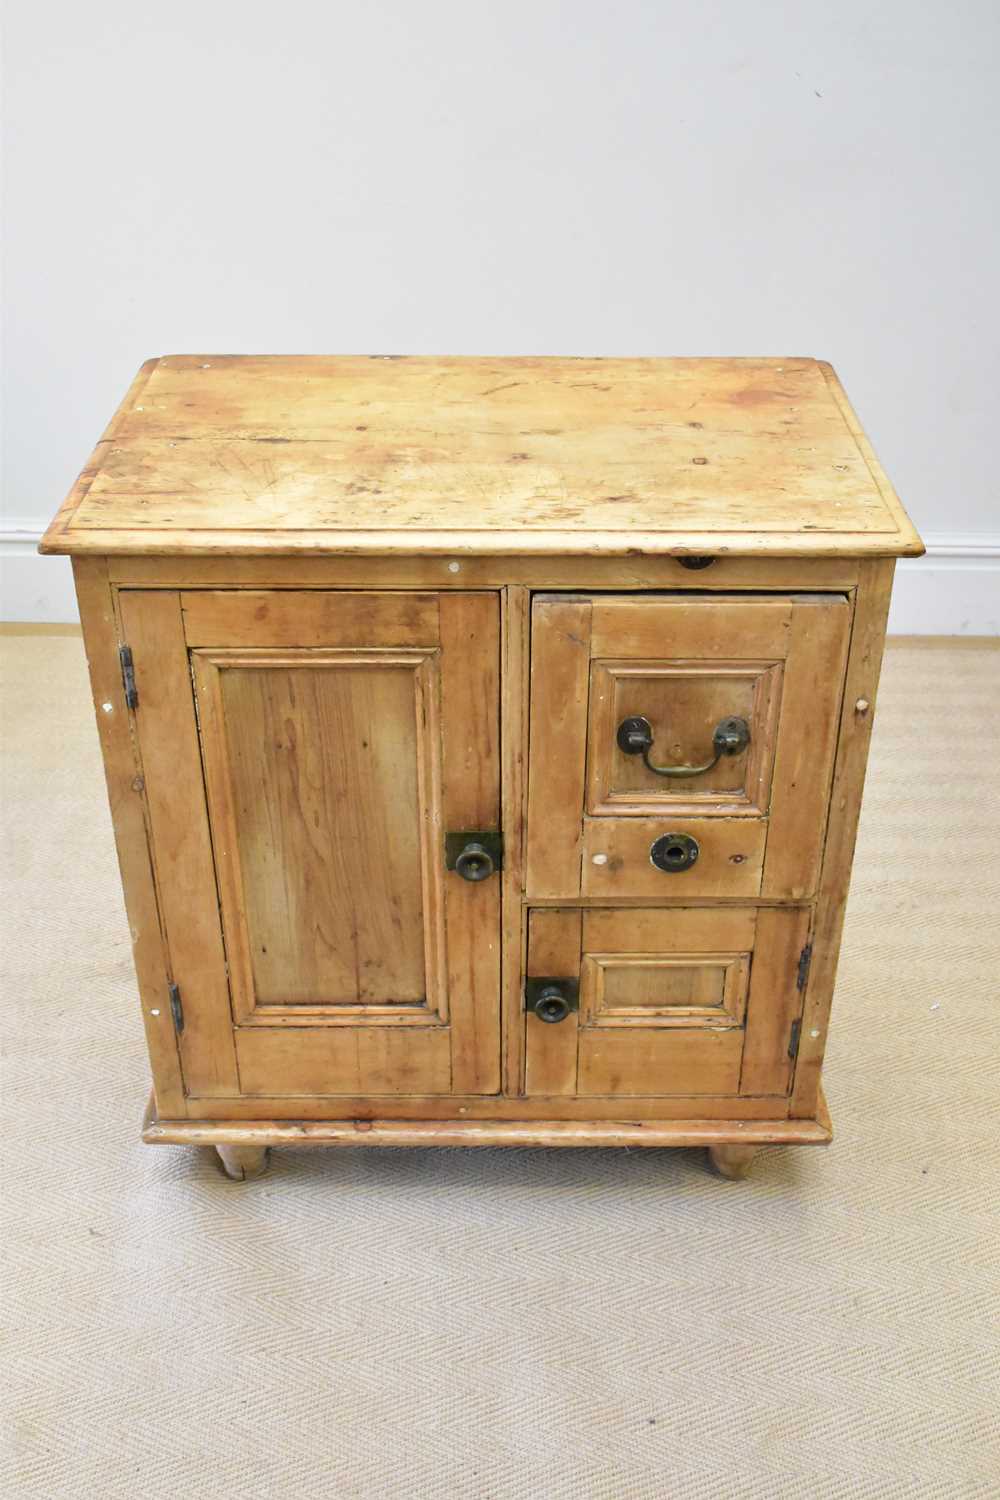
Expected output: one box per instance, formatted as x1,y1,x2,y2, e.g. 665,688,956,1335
616,714,750,778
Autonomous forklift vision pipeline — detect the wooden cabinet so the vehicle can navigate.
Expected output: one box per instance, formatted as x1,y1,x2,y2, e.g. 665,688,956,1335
42,355,922,1181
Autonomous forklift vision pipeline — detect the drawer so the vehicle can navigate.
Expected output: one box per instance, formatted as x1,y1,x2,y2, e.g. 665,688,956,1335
524,906,811,1099
526,593,850,899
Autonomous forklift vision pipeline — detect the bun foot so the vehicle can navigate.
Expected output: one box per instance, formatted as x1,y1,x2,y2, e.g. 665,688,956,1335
707,1144,757,1180
216,1144,270,1180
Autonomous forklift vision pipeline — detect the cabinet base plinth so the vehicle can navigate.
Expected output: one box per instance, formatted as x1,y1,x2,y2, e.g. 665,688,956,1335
144,1091,831,1156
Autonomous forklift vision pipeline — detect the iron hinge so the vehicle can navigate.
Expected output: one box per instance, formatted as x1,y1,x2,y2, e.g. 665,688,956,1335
119,644,138,709
796,942,813,991
168,982,184,1033
788,1017,802,1061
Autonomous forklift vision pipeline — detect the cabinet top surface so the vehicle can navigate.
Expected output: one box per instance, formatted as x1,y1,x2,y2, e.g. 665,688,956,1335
42,355,922,558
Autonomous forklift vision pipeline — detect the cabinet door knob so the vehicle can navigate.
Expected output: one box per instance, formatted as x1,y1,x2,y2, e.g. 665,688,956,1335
525,977,580,1023
454,841,495,882
617,714,750,778
445,831,503,880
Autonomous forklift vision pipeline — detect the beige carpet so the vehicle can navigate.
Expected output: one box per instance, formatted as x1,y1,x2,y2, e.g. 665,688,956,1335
2,631,998,1499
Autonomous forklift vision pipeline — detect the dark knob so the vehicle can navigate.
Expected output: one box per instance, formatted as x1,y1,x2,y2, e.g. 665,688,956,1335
533,985,571,1024
650,832,700,873
454,841,495,882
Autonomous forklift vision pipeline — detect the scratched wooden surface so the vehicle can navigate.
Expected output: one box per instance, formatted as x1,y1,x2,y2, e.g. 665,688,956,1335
40,355,922,557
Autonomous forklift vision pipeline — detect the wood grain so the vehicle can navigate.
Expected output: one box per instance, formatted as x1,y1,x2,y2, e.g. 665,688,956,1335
589,597,793,659
145,1106,834,1149
235,1028,452,1096
181,590,439,648
180,1091,793,1121
790,559,896,1116
439,593,502,1094
117,591,239,1095
524,910,582,1097
110,554,863,592
191,648,438,1016
578,1027,744,1098
761,595,851,898
739,907,812,1096
586,659,782,818
500,586,531,1094
42,356,923,557
71,559,186,1116
525,598,592,897
581,817,766,898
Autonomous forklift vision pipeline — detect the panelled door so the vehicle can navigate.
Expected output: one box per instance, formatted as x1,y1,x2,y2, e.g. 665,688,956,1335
524,906,811,1101
119,590,502,1102
527,593,850,901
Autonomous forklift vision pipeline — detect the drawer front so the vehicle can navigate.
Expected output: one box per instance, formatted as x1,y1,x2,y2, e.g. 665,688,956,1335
524,906,810,1100
526,593,850,900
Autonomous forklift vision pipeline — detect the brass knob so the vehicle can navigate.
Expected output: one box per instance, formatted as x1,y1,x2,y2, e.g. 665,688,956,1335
454,841,495,882
532,985,571,1024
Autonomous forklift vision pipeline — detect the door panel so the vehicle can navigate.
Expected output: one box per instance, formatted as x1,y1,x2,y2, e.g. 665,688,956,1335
121,589,501,1100
192,648,443,1022
527,593,850,900
524,906,809,1099
586,660,783,816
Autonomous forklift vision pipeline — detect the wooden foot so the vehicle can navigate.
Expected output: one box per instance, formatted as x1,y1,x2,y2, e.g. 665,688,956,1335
707,1144,758,1180
216,1144,270,1180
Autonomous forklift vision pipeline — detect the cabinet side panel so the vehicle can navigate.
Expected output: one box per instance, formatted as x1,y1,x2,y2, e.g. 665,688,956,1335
72,560,186,1116
790,559,895,1116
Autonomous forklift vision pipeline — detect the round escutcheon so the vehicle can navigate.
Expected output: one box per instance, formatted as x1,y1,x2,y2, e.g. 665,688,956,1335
650,832,700,873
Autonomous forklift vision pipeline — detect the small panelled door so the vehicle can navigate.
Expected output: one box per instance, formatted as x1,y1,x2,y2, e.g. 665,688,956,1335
118,590,502,1102
524,906,812,1102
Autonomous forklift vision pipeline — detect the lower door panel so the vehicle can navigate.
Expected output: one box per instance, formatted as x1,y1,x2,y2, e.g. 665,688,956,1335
525,906,810,1099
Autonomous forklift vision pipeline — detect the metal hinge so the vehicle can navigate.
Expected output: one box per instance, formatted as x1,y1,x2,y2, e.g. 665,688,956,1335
168,982,184,1033
788,1017,802,1060
119,645,138,709
796,942,813,991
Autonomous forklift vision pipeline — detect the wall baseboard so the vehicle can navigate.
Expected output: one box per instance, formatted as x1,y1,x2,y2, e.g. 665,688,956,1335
1,523,997,635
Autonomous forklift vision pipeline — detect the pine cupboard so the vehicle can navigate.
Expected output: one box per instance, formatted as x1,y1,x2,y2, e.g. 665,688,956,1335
41,356,922,1181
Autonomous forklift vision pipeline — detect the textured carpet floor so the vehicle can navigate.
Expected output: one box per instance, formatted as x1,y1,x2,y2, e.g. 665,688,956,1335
1,631,998,1499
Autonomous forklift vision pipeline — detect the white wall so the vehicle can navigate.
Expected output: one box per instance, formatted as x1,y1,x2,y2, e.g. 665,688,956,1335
3,0,998,629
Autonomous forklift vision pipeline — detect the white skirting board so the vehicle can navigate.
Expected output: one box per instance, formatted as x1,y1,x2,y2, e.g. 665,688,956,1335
1,524,997,635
